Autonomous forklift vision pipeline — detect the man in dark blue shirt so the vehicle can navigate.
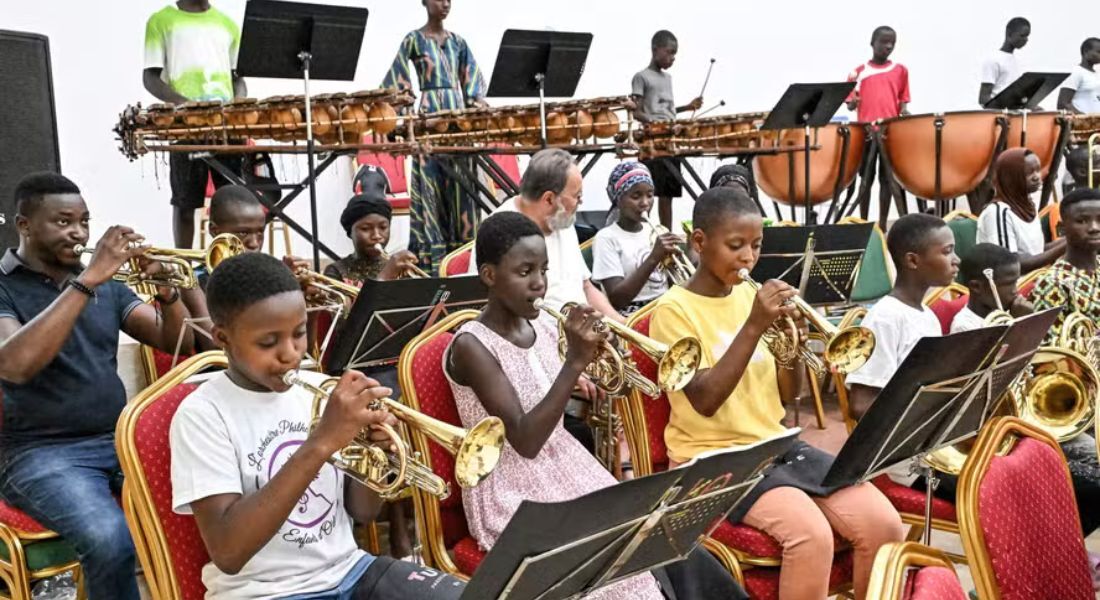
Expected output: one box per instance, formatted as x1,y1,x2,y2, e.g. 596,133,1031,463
0,172,194,600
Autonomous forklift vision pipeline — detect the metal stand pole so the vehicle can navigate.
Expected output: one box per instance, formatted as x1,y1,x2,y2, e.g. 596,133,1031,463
536,72,548,148
298,50,322,270
804,118,815,225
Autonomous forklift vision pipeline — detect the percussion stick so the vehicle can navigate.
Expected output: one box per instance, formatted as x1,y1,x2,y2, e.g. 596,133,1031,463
691,58,717,119
694,100,726,119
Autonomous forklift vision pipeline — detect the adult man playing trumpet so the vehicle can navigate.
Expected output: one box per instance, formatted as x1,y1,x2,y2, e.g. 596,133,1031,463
0,172,195,599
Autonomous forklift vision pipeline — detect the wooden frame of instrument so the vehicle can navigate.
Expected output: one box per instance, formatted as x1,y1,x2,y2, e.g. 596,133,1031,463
397,310,481,579
957,416,1082,600
621,301,863,594
115,351,227,600
864,541,961,600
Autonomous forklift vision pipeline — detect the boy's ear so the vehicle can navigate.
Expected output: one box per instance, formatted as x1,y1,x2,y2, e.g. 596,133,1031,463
479,263,495,287
211,324,230,351
690,229,705,256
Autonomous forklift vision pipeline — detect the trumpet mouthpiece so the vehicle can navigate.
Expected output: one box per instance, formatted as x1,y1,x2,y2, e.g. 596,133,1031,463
737,268,750,279
532,298,546,310
73,244,88,254
281,371,301,387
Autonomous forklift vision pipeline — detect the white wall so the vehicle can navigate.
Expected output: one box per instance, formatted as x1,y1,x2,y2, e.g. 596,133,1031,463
5,1,1096,250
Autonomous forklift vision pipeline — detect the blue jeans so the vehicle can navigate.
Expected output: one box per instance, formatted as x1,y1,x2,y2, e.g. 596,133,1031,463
0,434,138,600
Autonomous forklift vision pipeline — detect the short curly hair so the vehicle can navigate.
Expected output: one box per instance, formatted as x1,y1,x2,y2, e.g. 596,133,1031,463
692,186,760,234
475,212,543,269
206,252,302,325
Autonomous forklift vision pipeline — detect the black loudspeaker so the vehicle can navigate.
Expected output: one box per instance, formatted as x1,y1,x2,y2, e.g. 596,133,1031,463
0,30,61,250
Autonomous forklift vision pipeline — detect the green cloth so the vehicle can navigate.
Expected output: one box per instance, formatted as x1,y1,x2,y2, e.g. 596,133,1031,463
144,5,240,101
851,226,893,302
0,536,78,572
947,218,978,283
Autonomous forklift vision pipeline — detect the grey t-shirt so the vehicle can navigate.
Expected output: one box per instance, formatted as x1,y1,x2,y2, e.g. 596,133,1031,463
631,67,675,121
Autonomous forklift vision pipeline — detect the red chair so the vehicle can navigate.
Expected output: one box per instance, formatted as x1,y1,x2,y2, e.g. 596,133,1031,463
116,352,228,600
439,242,474,278
357,150,411,215
958,417,1094,600
621,304,854,598
1016,267,1048,301
865,542,966,600
397,311,484,577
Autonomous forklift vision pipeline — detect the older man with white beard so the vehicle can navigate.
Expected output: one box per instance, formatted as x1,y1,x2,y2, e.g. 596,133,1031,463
469,148,624,322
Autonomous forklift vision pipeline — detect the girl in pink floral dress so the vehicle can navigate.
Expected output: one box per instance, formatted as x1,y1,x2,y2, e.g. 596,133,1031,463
445,212,664,600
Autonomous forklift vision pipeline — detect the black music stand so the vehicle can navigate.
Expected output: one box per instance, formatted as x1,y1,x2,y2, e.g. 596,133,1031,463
985,72,1071,149
823,308,1057,542
461,430,799,600
237,0,368,269
487,29,593,146
761,82,856,225
324,276,487,374
751,222,873,305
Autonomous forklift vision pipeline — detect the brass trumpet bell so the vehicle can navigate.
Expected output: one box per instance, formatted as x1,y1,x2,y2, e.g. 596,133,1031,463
294,268,361,311
282,371,504,499
74,233,244,290
374,244,429,278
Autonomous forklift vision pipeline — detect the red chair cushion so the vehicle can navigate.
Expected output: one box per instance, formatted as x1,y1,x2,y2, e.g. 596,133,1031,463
452,536,486,576
872,475,957,522
406,331,470,549
131,382,208,600
1018,279,1037,300
628,313,671,468
0,501,50,535
928,295,968,335
975,437,1093,598
388,197,411,212
444,249,472,277
905,565,968,600
152,349,195,380
741,551,854,600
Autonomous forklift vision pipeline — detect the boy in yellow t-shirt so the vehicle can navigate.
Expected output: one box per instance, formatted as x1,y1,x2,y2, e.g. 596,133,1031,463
648,187,903,600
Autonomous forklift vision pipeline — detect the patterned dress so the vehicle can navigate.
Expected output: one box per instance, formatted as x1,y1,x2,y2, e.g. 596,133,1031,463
1030,257,1100,344
322,254,386,287
446,318,664,600
384,30,487,273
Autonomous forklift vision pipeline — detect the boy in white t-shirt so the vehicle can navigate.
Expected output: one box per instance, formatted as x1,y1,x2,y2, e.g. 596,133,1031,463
592,162,682,315
1058,37,1100,114
978,17,1030,106
170,253,464,600
846,214,960,419
951,243,1029,333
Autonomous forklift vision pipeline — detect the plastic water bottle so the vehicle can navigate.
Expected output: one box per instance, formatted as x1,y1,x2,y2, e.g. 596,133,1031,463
31,572,76,600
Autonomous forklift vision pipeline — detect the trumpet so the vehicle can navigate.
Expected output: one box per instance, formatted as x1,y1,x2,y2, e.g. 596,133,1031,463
74,233,244,289
294,268,360,311
643,217,695,284
374,244,429,278
736,269,875,376
282,370,505,499
980,268,1014,326
533,299,701,396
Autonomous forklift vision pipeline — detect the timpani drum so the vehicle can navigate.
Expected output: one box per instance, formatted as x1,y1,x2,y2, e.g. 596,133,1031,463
880,111,1001,200
753,122,867,206
1004,111,1065,177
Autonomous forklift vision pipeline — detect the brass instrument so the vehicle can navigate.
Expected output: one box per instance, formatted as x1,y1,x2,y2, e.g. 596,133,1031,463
1058,312,1099,364
374,244,429,278
533,299,701,397
282,370,505,499
643,216,695,285
981,268,1014,326
736,269,875,376
74,233,244,289
294,268,360,311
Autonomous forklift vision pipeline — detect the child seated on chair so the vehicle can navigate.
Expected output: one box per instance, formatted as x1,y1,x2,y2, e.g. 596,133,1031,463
846,214,958,420
592,162,681,316
950,243,1029,333
648,187,904,600
1031,188,1100,344
169,252,465,600
445,212,746,600
325,188,420,285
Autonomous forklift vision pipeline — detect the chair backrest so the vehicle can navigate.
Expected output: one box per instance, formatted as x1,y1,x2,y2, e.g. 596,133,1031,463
356,151,408,196
1017,266,1048,300
944,212,978,282
116,352,229,600
927,294,969,335
621,304,673,475
958,417,1094,600
580,238,595,274
844,218,894,303
1039,202,1061,243
440,242,474,277
398,310,481,575
866,542,965,600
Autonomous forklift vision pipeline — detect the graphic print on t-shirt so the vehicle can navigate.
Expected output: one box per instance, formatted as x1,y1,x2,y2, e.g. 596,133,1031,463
250,420,342,548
